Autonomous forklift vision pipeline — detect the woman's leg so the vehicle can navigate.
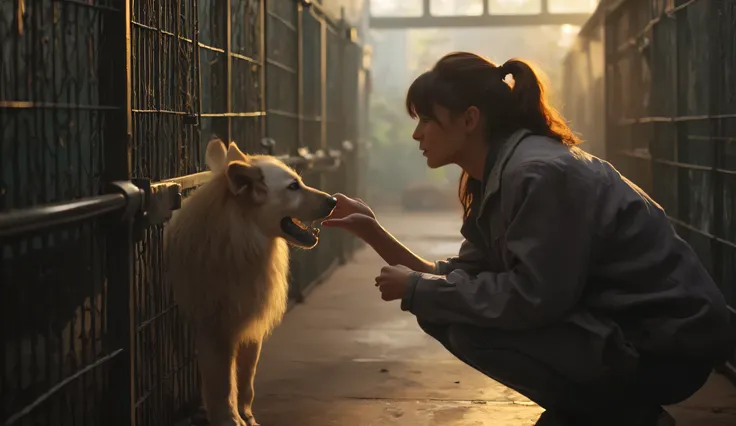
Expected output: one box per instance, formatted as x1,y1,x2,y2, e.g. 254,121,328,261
416,319,711,425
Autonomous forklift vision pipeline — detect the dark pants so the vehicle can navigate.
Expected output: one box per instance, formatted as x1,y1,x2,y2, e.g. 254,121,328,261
417,319,712,424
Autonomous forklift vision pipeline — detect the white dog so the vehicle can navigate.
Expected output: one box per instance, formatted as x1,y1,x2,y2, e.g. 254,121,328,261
164,138,336,426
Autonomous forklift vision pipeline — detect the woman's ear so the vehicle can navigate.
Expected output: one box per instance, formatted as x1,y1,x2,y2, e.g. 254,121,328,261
464,106,481,133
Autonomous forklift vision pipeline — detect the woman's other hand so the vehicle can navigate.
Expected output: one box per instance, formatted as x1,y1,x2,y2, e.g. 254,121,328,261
375,264,415,301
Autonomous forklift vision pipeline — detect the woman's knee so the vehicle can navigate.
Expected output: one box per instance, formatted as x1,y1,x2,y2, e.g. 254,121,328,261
416,318,451,345
442,324,579,410
416,320,490,356
446,324,481,353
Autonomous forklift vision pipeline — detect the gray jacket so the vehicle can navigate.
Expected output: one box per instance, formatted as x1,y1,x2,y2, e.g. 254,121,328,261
401,129,733,361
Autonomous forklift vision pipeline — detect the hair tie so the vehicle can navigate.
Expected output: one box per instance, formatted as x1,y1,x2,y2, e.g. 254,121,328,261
499,65,515,90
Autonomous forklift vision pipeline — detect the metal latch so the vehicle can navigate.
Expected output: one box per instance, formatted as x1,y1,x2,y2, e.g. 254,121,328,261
131,178,182,240
261,137,276,155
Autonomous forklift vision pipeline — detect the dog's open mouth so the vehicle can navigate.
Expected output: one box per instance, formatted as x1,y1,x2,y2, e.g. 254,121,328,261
280,216,321,246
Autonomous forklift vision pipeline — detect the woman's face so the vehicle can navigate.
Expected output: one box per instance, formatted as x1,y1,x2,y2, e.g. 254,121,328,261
411,104,477,169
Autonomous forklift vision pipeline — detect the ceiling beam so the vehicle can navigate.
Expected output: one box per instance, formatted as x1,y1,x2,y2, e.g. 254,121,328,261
369,13,591,29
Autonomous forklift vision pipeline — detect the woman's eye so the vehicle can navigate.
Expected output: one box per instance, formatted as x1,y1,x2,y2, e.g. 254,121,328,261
287,181,300,190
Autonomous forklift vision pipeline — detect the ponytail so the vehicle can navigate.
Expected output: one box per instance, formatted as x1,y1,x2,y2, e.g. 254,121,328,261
405,52,581,220
498,59,581,146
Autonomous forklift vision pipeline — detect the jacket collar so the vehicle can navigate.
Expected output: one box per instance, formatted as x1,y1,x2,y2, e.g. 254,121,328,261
478,128,532,217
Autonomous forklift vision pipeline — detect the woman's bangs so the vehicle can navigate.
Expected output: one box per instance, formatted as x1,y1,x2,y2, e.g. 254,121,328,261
405,72,438,119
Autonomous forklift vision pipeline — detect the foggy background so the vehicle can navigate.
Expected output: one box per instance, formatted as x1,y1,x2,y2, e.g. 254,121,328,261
364,0,599,209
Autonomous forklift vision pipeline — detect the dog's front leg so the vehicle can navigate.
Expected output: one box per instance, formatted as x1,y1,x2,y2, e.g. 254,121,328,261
236,339,262,426
196,331,244,426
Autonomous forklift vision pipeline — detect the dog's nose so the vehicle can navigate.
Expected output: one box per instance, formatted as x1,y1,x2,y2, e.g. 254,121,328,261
326,196,337,209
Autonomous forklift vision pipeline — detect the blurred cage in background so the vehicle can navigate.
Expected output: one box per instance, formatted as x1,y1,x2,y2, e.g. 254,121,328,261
266,0,369,302
0,0,370,425
561,6,606,160
562,0,736,379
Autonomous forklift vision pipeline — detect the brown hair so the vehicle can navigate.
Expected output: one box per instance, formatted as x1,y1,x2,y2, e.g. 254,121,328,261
405,52,581,220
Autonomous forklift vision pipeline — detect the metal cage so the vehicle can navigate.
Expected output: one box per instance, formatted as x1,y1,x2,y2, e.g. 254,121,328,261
602,0,736,376
0,0,369,425
264,1,368,302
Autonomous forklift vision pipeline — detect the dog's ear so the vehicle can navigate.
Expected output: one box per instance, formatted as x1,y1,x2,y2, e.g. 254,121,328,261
226,142,247,164
205,138,228,173
225,160,267,204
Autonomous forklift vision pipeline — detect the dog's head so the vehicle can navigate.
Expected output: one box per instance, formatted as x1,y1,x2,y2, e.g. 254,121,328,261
206,138,337,249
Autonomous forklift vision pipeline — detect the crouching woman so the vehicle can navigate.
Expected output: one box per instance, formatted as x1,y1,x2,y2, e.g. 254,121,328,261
323,52,733,426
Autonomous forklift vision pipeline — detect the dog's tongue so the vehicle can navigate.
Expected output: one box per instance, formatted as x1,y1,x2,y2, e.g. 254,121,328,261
281,217,318,245
292,218,308,230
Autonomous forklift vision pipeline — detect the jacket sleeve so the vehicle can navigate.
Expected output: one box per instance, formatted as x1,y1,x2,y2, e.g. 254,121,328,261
434,239,488,276
402,160,595,330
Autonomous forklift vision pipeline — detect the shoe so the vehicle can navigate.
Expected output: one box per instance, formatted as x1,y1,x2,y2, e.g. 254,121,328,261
633,407,676,426
655,409,676,426
534,411,584,426
534,407,676,426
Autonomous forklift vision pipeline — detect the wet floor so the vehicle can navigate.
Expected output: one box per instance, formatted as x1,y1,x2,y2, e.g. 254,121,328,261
253,210,736,426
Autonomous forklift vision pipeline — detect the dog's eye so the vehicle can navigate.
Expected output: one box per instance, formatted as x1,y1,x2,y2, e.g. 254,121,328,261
287,181,300,190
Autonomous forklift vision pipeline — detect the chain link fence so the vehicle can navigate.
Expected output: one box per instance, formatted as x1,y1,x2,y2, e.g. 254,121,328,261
0,1,369,425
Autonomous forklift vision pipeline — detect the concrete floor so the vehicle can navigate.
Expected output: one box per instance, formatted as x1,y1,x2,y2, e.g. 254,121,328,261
253,211,736,426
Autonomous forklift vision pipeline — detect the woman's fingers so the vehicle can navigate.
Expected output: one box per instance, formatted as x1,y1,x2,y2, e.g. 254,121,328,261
322,217,349,227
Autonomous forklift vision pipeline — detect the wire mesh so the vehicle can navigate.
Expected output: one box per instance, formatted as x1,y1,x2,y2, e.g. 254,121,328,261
0,0,113,211
560,14,606,159
301,9,322,154
325,26,341,152
131,0,203,182
288,8,323,293
605,0,736,371
197,0,227,146
314,22,345,276
133,224,199,426
129,1,204,424
266,0,299,156
231,0,264,154
1,220,114,426
338,39,363,253
0,1,120,424
1,0,369,425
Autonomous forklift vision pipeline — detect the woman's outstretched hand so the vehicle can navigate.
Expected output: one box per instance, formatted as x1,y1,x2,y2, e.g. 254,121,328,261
322,194,378,239
325,193,376,221
375,264,415,301
323,194,435,277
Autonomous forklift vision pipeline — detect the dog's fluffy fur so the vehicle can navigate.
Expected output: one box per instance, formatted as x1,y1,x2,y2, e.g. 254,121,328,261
164,139,335,426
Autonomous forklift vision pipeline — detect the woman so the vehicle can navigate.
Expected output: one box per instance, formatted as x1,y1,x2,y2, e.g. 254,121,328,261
322,52,733,426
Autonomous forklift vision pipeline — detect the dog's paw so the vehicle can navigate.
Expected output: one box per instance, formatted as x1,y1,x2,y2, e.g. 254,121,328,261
214,417,248,426
240,412,260,426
